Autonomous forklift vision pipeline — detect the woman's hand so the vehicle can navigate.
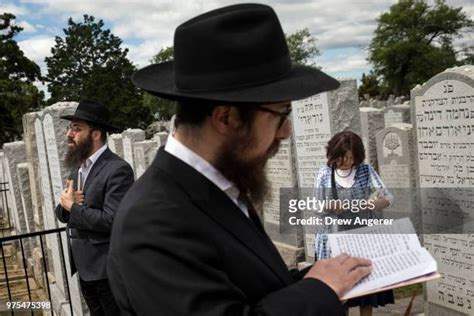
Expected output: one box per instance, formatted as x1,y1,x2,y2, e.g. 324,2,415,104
368,198,389,211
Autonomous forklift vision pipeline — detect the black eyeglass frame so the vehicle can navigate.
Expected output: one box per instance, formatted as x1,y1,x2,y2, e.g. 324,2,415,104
254,105,292,129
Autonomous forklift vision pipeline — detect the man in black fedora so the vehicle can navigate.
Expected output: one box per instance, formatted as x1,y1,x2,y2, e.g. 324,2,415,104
108,4,371,315
56,100,134,315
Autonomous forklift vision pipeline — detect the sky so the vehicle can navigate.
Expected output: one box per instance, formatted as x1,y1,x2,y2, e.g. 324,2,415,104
2,0,473,97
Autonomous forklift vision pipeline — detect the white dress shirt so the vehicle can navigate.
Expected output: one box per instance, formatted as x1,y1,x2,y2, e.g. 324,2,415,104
78,144,108,190
164,135,249,218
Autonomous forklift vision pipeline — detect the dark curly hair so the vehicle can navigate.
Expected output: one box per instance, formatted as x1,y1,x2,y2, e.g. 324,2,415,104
326,131,365,168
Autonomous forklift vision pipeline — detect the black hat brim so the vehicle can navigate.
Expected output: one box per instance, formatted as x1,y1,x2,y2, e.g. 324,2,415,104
132,61,340,104
60,114,119,132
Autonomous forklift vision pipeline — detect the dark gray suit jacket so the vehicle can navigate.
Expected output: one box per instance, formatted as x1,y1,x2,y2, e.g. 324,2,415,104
108,148,344,315
56,148,134,281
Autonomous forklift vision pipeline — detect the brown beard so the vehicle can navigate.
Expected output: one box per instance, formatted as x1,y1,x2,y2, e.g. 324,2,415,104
214,131,281,208
65,132,93,169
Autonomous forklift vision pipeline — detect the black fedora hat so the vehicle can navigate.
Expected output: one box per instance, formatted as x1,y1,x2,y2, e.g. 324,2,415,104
60,100,118,131
132,3,339,104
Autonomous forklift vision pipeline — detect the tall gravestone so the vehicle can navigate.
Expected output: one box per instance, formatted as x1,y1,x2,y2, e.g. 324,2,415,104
22,112,43,230
384,103,411,127
412,66,474,315
0,151,5,221
34,103,86,315
2,141,27,234
376,123,419,228
16,163,35,233
16,162,36,257
153,131,169,147
288,79,362,264
122,129,145,177
108,133,124,158
360,107,384,172
263,138,301,267
133,140,159,178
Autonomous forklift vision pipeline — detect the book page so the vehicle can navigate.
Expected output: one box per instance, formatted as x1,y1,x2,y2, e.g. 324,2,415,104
342,248,437,299
328,218,421,258
327,218,438,299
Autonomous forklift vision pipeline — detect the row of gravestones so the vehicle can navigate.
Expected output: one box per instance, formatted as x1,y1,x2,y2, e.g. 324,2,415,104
263,66,473,315
0,103,170,316
1,66,472,315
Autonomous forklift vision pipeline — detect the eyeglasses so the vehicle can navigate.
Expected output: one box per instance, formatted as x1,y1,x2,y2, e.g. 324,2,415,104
67,124,85,134
255,105,292,130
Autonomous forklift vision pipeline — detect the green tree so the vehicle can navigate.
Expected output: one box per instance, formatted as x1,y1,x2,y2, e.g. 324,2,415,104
358,71,382,99
144,46,175,120
0,13,44,146
45,15,151,130
368,0,473,97
286,28,320,66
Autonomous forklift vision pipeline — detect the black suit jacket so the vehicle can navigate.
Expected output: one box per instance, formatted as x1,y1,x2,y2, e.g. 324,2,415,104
107,148,344,315
55,148,134,281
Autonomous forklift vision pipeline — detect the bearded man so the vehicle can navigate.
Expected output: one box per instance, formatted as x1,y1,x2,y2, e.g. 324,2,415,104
108,4,372,315
55,100,134,316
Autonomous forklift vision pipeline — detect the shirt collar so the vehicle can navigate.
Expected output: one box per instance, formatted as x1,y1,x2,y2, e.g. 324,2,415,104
81,144,107,170
164,135,238,198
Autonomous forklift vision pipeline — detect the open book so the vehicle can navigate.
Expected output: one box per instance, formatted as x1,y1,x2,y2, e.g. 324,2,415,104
327,218,440,300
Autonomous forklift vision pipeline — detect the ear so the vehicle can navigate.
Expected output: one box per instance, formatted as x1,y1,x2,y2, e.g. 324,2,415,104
210,106,241,135
91,129,102,141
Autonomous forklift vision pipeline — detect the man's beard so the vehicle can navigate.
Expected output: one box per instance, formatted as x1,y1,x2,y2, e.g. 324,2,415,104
214,131,281,209
65,133,93,169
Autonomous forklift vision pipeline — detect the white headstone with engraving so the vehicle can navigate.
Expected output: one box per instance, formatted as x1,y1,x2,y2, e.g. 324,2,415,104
412,66,474,315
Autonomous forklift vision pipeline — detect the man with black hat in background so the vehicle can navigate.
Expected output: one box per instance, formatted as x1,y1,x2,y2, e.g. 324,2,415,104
56,100,134,315
108,4,372,315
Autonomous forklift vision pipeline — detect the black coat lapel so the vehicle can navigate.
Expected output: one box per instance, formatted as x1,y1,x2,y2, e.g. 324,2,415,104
154,148,293,286
82,148,112,192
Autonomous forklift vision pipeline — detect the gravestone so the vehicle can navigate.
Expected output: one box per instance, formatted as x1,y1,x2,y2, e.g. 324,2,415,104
411,66,474,315
360,107,384,171
0,150,5,220
122,129,145,177
376,123,419,228
153,131,169,147
33,103,85,315
16,163,35,233
2,141,27,234
34,114,56,230
16,162,36,257
289,79,362,264
263,138,302,267
133,140,159,178
108,133,124,158
22,112,43,230
41,103,78,212
384,103,411,127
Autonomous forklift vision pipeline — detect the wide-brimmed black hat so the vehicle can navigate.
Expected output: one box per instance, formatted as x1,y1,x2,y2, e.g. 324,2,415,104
60,100,118,131
132,3,340,104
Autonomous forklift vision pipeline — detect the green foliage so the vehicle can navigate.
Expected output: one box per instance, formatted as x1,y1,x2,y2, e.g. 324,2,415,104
145,46,175,120
368,0,473,96
358,71,382,99
286,28,320,66
0,13,44,147
45,15,151,130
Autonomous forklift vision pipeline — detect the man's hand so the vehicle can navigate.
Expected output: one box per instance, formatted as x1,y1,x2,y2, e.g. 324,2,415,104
60,180,75,212
304,253,372,298
74,190,85,205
